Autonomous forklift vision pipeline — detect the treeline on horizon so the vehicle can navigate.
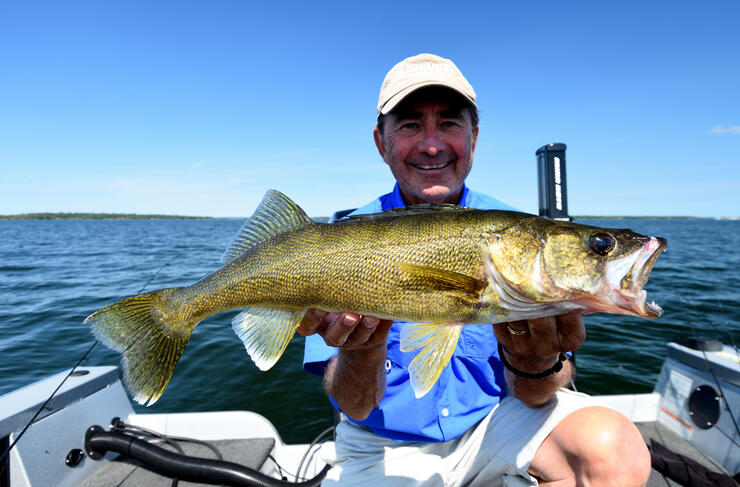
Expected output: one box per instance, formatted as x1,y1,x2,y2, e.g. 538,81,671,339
0,212,212,220
0,213,732,221
573,215,713,220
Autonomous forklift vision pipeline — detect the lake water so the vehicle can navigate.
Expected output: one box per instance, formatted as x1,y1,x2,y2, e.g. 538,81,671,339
0,217,738,443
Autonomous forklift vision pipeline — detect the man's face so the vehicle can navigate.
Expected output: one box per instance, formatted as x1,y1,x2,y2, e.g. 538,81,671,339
374,98,478,206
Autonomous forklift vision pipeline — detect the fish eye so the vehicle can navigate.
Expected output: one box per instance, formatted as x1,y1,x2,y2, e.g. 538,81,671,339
589,233,616,255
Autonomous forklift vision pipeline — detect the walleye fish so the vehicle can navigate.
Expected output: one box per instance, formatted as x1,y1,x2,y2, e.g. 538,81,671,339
85,190,666,405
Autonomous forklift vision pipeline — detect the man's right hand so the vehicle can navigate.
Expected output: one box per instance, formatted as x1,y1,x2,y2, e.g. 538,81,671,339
298,308,393,420
297,308,393,350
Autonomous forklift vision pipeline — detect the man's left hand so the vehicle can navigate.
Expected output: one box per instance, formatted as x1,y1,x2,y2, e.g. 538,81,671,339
492,312,584,407
494,312,585,357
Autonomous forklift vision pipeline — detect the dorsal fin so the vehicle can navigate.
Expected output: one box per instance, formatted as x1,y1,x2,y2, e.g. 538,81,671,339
222,190,313,264
345,204,471,222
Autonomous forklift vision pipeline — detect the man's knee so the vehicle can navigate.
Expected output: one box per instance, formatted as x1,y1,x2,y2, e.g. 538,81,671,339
534,406,651,486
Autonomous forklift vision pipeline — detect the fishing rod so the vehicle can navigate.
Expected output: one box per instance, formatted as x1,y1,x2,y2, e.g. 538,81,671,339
679,292,740,447
2,261,334,486
0,263,169,472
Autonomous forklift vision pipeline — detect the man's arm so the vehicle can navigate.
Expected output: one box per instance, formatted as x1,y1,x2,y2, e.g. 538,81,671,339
297,309,393,420
300,308,584,413
493,313,585,407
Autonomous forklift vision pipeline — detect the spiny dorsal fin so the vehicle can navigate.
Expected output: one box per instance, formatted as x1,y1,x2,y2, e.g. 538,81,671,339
222,190,314,264
345,204,471,221
398,263,486,299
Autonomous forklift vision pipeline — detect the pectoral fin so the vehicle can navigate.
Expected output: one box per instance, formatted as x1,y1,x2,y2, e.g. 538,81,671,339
400,322,463,398
232,307,305,371
398,263,486,300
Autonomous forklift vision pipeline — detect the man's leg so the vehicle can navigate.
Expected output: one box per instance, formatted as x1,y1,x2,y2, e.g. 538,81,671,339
529,406,651,487
320,417,454,486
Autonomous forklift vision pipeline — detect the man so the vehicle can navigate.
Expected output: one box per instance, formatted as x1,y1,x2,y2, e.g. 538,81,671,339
298,54,651,486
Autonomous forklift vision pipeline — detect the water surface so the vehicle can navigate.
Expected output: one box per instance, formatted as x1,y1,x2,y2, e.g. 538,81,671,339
0,218,737,443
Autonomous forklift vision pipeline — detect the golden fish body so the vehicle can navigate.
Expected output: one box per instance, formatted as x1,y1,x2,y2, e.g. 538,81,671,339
86,190,666,404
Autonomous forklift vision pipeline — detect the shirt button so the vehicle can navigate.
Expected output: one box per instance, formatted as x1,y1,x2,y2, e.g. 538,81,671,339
441,408,449,417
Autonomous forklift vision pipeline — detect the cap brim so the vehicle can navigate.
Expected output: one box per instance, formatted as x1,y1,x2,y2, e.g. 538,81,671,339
378,82,477,115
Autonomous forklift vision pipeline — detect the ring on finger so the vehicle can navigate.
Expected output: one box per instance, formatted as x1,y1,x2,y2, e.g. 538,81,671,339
507,324,529,336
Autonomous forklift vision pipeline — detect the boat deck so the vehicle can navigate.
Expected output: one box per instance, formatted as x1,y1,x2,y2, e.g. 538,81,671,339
5,339,737,487
80,437,276,487
76,421,733,487
636,421,735,487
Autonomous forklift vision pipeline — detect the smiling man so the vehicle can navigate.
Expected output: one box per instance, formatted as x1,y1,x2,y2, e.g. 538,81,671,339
299,54,651,486
374,90,477,205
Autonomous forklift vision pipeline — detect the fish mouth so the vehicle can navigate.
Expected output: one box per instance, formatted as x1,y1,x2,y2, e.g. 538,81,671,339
480,233,667,321
604,236,667,318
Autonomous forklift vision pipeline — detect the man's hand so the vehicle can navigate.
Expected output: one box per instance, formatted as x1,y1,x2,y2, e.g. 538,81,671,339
493,312,585,407
297,308,393,350
494,312,585,358
298,308,393,420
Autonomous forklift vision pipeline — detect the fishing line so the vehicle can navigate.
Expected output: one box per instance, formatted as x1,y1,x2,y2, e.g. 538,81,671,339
713,301,739,361
678,291,740,444
0,340,98,470
137,263,169,295
266,454,291,482
0,263,170,472
296,425,334,482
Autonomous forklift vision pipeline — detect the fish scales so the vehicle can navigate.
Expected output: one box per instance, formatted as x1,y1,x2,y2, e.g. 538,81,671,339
178,209,517,324
85,190,666,404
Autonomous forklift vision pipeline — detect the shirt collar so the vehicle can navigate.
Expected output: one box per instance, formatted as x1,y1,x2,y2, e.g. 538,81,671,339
384,183,469,211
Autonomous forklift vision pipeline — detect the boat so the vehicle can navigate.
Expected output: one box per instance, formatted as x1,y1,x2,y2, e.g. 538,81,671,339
0,364,331,486
2,145,737,486
1,334,737,486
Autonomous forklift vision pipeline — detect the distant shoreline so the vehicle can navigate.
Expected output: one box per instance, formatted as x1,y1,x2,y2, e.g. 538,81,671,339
573,216,739,220
0,212,212,220
1,213,736,221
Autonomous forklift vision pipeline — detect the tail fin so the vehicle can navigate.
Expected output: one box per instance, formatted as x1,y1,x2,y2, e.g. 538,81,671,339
84,288,196,406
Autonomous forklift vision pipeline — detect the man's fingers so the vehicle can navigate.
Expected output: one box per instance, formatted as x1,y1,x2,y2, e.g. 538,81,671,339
369,319,394,347
528,317,558,355
503,317,558,356
493,320,528,348
556,312,585,351
495,314,583,356
322,312,360,347
296,309,392,350
297,308,328,336
343,315,380,347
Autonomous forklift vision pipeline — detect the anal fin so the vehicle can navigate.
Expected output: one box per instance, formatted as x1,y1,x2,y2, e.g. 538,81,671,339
400,322,463,398
232,307,306,371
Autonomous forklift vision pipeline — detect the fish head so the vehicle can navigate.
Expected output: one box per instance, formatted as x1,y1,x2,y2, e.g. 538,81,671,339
481,217,667,318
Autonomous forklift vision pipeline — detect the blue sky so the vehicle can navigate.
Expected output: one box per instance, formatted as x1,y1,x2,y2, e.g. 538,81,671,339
1,1,738,217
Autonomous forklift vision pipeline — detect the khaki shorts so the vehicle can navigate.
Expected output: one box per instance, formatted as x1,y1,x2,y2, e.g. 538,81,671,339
319,389,594,487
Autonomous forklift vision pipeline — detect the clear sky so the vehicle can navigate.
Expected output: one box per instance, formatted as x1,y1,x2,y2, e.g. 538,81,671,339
1,1,738,218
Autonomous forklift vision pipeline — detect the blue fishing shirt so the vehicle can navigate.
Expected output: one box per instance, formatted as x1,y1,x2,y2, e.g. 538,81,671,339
303,183,518,442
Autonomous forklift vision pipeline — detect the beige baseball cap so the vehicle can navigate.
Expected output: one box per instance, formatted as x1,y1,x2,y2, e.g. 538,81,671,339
377,53,477,116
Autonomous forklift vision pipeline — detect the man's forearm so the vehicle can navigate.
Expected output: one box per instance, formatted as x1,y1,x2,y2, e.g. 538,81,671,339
502,348,574,408
324,344,387,420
